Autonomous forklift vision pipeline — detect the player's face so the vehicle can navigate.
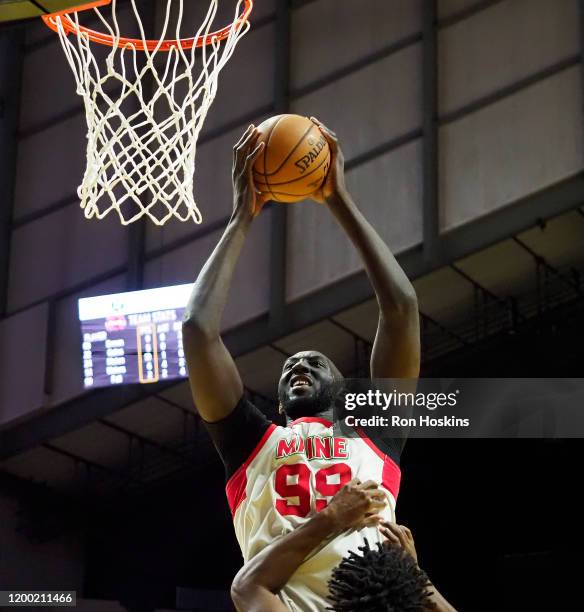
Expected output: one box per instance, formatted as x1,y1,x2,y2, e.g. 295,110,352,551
278,351,336,418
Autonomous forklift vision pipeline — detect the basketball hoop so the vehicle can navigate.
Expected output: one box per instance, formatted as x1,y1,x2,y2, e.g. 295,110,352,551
42,0,254,226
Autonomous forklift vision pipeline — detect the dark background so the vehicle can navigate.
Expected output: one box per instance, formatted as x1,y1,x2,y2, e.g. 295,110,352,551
81,303,581,612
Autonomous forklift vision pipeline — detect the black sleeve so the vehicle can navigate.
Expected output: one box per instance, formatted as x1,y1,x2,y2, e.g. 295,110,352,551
202,394,273,481
373,436,405,467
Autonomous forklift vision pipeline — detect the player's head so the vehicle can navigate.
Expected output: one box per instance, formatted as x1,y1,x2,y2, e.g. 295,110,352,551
327,540,434,611
278,350,343,419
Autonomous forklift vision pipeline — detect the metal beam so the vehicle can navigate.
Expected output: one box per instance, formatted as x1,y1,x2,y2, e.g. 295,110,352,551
328,317,373,348
42,442,142,484
420,312,469,347
512,236,582,294
437,0,505,29
98,418,195,466
0,26,24,317
440,54,580,125
291,31,422,99
126,0,159,292
269,343,291,358
42,299,57,398
0,381,177,461
127,220,145,290
422,0,439,264
449,262,526,323
153,393,197,419
269,0,291,331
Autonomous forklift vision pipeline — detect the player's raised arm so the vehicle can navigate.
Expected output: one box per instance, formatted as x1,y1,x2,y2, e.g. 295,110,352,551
182,126,266,422
310,119,420,379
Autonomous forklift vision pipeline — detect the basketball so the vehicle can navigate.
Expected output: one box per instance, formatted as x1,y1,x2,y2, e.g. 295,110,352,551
252,114,331,203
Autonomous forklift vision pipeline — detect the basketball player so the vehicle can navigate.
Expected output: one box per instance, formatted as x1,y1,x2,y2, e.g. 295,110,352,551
182,119,420,610
230,479,456,611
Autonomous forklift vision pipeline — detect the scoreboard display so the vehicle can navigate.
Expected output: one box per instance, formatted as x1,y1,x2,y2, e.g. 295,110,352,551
78,283,193,388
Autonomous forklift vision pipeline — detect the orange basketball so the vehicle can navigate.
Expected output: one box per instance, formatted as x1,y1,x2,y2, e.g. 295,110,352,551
252,114,331,203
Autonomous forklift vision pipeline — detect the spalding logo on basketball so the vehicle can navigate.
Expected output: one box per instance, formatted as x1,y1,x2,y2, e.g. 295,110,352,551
252,114,331,203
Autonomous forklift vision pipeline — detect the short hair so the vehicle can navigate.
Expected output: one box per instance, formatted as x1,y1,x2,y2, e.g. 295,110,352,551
327,539,435,611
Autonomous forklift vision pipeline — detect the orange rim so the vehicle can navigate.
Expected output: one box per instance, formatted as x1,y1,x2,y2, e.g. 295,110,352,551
42,0,254,51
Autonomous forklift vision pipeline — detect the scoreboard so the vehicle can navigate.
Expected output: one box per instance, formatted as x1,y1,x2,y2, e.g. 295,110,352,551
78,283,193,388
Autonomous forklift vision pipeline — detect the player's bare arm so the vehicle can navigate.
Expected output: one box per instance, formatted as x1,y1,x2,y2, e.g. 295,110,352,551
381,522,458,612
182,126,266,422
230,479,387,612
311,118,420,379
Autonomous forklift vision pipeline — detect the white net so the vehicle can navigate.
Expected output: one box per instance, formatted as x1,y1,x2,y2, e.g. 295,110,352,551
50,0,251,225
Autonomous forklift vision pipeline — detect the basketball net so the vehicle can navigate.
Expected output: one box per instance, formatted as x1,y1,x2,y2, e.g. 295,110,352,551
44,0,252,226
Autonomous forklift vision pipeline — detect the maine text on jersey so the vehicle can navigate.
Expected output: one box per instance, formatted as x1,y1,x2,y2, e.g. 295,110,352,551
276,433,349,461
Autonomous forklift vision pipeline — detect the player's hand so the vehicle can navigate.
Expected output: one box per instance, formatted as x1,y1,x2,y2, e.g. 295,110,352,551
380,522,419,565
232,125,268,219
323,478,387,531
309,117,347,204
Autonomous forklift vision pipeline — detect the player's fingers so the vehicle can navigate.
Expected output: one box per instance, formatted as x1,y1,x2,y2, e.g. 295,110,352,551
367,492,387,506
310,116,338,139
393,525,409,549
362,514,384,528
234,127,255,164
322,125,338,140
309,116,338,146
368,490,387,500
246,141,264,166
381,522,405,544
380,526,400,545
359,480,380,490
252,191,268,216
234,124,254,150
367,500,387,513
401,525,414,540
236,128,258,160
309,116,334,135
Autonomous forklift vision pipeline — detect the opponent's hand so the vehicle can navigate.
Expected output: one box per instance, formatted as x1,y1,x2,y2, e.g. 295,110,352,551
232,125,268,219
309,117,347,204
380,522,419,565
322,478,387,531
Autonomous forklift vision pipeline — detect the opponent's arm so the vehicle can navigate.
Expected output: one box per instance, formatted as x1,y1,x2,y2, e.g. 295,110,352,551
182,126,266,422
311,119,420,379
381,522,458,612
230,480,386,612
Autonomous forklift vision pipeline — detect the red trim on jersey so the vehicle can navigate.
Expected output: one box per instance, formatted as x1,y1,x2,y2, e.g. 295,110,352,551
289,416,333,427
225,423,277,517
356,428,402,500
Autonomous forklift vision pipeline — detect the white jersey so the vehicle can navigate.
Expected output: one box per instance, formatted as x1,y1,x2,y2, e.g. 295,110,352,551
225,416,401,611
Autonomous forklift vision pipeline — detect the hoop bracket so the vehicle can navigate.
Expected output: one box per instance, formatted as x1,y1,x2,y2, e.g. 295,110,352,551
42,0,254,51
